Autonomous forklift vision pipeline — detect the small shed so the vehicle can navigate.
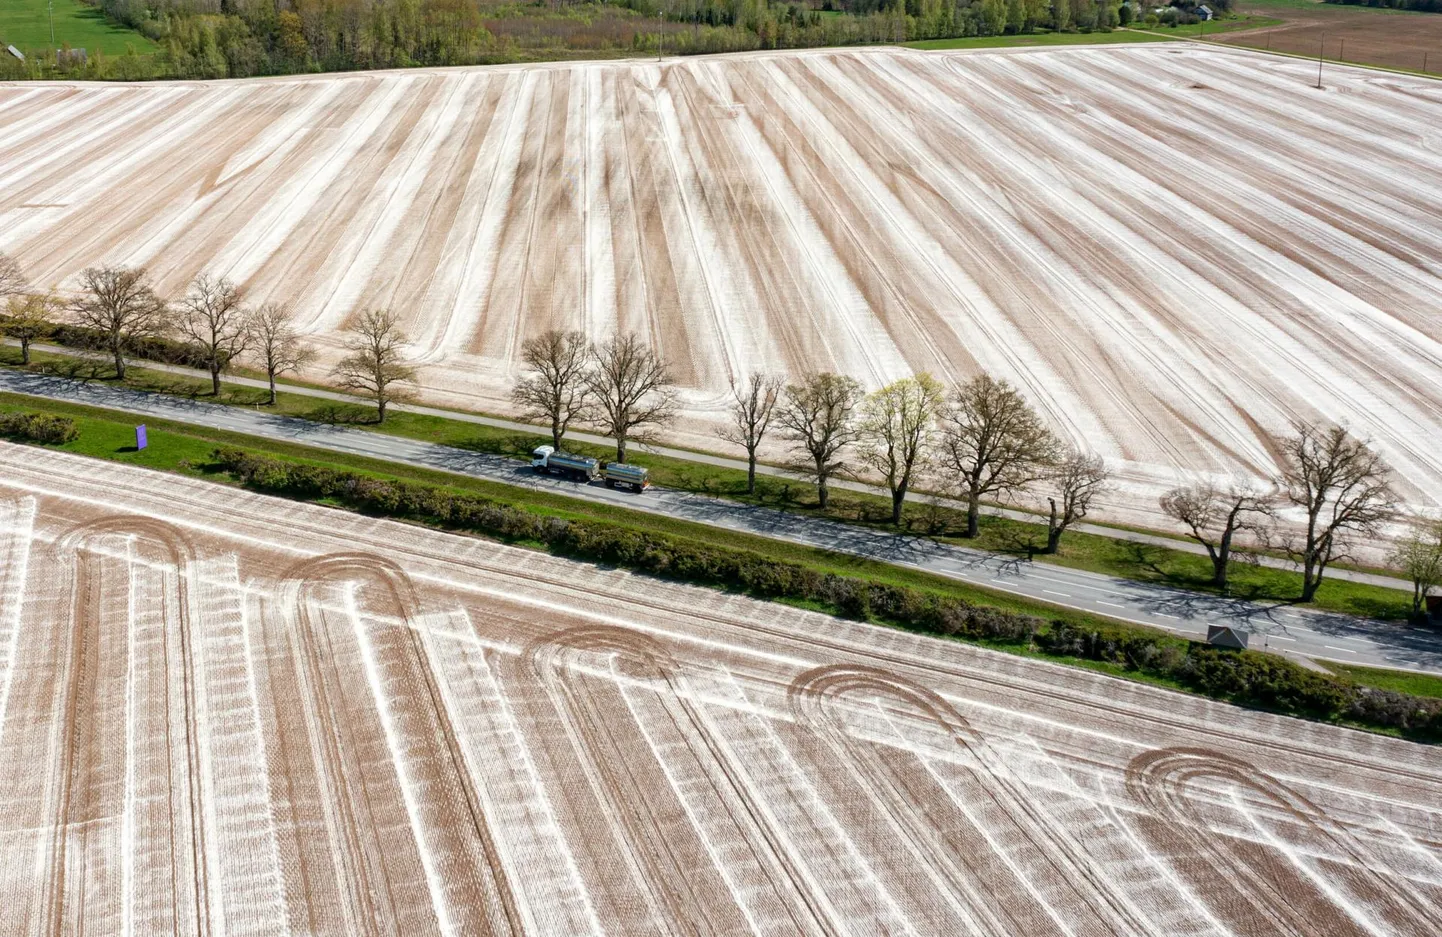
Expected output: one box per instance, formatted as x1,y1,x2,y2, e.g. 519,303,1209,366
1206,625,1249,650
1196,4,1214,20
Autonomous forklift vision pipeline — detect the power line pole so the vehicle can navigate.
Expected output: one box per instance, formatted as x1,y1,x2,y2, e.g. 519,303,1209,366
49,1,56,46
1316,33,1325,89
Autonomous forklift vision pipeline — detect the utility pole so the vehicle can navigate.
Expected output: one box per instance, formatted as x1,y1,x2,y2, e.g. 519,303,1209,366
1316,33,1325,89
48,1,56,47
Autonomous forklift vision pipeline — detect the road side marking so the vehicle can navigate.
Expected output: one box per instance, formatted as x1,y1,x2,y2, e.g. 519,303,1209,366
1096,601,1126,609
1324,645,1358,654
1044,590,1071,597
1158,613,1181,620
1268,635,1296,642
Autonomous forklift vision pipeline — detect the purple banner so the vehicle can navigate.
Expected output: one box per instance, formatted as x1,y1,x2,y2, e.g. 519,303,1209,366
136,424,147,450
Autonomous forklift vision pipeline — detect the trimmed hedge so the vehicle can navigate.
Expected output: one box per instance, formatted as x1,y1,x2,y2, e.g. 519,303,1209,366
0,412,80,444
208,446,1441,741
1,316,211,370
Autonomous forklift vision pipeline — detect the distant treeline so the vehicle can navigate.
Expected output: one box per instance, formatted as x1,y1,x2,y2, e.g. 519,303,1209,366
1325,0,1442,10
2,0,1136,81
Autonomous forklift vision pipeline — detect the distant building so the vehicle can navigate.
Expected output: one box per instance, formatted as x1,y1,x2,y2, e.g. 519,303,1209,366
1196,4,1214,19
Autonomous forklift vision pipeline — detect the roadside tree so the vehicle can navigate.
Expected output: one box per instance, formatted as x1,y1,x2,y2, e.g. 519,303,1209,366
719,372,783,495
585,333,678,463
857,373,945,525
1388,518,1442,618
246,302,316,405
332,309,417,423
940,374,1059,538
776,372,863,510
0,253,25,298
177,273,251,395
1042,450,1109,554
1159,482,1273,591
68,265,168,380
1276,421,1396,602
3,292,59,365
512,329,592,451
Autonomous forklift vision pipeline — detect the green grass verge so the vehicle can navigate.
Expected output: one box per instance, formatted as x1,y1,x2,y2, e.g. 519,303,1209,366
907,30,1176,50
2,345,1414,623
4,389,1438,716
0,0,156,56
1323,663,1442,700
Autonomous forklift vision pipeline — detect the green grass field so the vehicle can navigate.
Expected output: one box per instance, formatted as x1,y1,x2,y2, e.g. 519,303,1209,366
0,0,156,56
2,344,1415,622
1323,662,1442,700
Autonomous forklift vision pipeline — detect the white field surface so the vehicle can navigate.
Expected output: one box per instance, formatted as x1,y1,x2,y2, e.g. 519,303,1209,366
0,443,1439,935
1,45,1441,528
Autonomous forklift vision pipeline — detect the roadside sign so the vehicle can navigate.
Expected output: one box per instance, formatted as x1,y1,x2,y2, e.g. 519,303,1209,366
136,424,148,450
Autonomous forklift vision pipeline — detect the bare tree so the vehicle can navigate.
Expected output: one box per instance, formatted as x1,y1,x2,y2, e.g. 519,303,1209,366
246,302,315,405
331,309,417,423
1042,450,1109,554
512,329,592,451
1276,422,1396,602
0,253,26,298
719,372,783,495
939,374,1059,538
3,292,58,365
68,265,168,379
585,333,678,463
1389,518,1442,618
857,373,945,525
1160,482,1274,591
776,371,863,510
176,273,251,396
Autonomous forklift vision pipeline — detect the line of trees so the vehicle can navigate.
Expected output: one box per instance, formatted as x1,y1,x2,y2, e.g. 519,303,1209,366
3,254,1431,610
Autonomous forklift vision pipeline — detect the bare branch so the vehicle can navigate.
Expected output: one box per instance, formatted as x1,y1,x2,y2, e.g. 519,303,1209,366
775,371,863,510
585,333,678,463
176,273,251,395
1276,421,1396,601
718,372,783,495
0,253,26,298
67,265,168,380
1042,450,1109,554
246,302,316,405
1159,481,1274,591
511,329,592,451
856,373,945,525
331,309,417,423
939,374,1060,537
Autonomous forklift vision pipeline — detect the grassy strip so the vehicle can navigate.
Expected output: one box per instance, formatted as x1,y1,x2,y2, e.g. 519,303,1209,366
0,0,157,56
3,345,1414,622
1322,663,1442,701
907,30,1176,50
1,395,1438,741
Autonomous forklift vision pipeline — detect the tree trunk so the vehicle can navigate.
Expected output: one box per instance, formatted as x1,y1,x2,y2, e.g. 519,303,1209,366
746,452,757,495
1300,555,1320,601
113,346,126,380
1042,497,1061,554
377,397,387,423
1213,529,1233,591
891,484,906,526
965,495,981,538
616,434,627,463
551,420,563,452
20,338,29,365
268,373,277,406
817,478,829,510
211,362,222,396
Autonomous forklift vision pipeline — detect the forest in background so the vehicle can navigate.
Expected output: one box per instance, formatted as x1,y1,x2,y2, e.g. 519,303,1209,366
0,0,1182,80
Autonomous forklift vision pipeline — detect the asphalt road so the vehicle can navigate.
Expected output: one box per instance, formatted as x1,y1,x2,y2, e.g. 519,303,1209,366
3,368,1440,675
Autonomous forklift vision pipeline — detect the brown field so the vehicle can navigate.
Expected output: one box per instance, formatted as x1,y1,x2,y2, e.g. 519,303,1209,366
1223,2,1442,74
2,45,1442,530
0,442,1439,935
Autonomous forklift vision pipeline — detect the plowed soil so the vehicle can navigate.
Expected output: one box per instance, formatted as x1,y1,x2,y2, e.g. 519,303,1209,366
0,442,1438,935
1221,2,1442,74
2,45,1442,524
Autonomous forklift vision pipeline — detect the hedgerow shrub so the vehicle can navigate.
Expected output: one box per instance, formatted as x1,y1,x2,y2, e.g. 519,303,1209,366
0,412,79,444
208,446,1438,741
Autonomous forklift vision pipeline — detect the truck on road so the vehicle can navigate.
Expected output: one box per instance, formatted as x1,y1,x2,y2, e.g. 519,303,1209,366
601,461,649,492
531,446,599,481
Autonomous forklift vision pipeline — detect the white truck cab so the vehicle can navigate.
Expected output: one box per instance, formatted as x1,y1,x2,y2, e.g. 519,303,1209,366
531,445,599,481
